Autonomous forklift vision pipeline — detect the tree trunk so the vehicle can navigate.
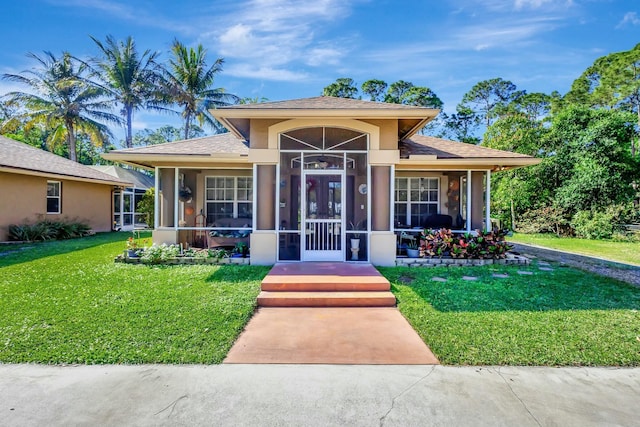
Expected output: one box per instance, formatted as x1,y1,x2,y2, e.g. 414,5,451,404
634,104,639,157
126,105,133,148
510,198,516,231
67,120,77,162
184,112,191,140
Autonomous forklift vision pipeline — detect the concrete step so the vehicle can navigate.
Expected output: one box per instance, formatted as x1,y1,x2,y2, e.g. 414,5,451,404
257,291,396,308
261,279,390,292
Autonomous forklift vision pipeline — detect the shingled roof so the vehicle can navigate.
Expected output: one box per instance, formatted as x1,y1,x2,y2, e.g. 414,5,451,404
111,133,249,156
102,133,251,169
0,136,130,185
401,135,535,159
89,165,154,189
219,96,435,111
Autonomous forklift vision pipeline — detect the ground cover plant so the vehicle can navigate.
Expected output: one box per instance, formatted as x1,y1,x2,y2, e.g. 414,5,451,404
8,219,91,242
421,228,511,259
0,232,270,364
380,264,640,366
508,233,640,266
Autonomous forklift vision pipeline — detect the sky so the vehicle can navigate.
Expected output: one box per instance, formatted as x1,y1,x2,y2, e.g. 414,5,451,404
0,0,638,144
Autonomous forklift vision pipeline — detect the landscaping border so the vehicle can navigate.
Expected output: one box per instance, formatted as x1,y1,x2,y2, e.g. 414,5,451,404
115,255,250,265
395,253,530,267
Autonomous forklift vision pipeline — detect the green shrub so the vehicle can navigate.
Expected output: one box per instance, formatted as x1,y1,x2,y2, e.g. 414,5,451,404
137,188,155,228
611,231,640,242
7,219,91,242
139,243,180,264
517,206,572,236
571,206,627,240
420,228,512,259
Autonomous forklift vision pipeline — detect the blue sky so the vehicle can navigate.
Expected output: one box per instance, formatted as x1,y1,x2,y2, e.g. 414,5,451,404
1,0,638,143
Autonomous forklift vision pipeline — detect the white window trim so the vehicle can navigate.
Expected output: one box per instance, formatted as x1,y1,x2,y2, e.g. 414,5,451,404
394,177,440,227
204,176,253,221
46,180,61,214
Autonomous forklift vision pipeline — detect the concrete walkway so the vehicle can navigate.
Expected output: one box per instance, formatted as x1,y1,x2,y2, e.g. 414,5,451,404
224,307,439,364
224,262,438,364
1,364,638,426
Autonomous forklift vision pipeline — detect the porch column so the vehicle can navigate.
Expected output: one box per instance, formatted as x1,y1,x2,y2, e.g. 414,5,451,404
471,171,484,230
251,163,277,265
485,170,491,231
466,170,471,232
159,168,175,228
371,166,390,231
153,167,179,246
370,165,396,266
256,165,276,230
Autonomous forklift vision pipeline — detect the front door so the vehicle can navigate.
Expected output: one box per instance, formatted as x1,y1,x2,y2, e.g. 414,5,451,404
302,172,344,261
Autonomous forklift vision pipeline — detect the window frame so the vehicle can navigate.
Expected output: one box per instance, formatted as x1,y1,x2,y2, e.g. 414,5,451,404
394,177,440,228
46,180,61,214
204,176,253,223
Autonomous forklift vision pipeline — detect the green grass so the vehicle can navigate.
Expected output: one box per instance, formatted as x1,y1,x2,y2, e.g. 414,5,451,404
508,233,640,266
3,233,639,366
380,264,640,366
0,232,270,364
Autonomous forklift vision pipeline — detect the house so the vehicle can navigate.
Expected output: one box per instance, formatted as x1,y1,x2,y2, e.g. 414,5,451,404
103,96,540,265
0,136,131,241
88,165,154,231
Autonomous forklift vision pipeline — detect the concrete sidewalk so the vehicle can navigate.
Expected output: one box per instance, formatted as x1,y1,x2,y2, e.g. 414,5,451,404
1,364,638,426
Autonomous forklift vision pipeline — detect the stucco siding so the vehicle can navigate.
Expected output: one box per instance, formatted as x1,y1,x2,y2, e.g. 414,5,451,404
250,119,285,149
361,119,397,150
0,172,114,241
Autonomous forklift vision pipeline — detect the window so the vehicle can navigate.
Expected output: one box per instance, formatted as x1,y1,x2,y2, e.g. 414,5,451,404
394,177,439,227
47,181,61,214
205,176,253,224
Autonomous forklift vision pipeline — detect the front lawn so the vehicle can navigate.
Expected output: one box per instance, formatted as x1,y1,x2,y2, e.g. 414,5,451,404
381,264,640,366
508,233,640,266
0,233,270,364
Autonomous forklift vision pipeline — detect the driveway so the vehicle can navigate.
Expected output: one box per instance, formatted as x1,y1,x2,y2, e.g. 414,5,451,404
511,242,640,287
1,364,638,426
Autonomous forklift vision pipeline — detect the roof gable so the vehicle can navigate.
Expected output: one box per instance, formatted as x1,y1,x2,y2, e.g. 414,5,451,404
213,96,440,141
88,165,154,189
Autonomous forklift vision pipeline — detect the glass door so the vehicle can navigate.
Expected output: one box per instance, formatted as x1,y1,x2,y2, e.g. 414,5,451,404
302,172,344,261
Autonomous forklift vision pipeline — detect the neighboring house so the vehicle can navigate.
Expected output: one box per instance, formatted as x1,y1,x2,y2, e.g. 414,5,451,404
104,96,540,266
89,165,154,231
0,136,131,241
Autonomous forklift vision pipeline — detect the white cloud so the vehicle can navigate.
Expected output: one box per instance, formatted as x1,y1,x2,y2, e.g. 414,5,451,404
131,119,149,131
201,0,356,80
617,12,640,28
456,17,560,50
454,0,573,13
224,64,309,81
514,0,554,10
305,47,344,66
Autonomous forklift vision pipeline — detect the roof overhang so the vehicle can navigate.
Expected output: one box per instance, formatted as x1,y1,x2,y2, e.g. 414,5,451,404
398,157,542,171
102,152,250,170
0,166,131,186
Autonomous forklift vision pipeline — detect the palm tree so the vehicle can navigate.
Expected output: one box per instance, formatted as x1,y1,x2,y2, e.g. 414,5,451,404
89,35,166,148
164,40,238,140
2,51,120,161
